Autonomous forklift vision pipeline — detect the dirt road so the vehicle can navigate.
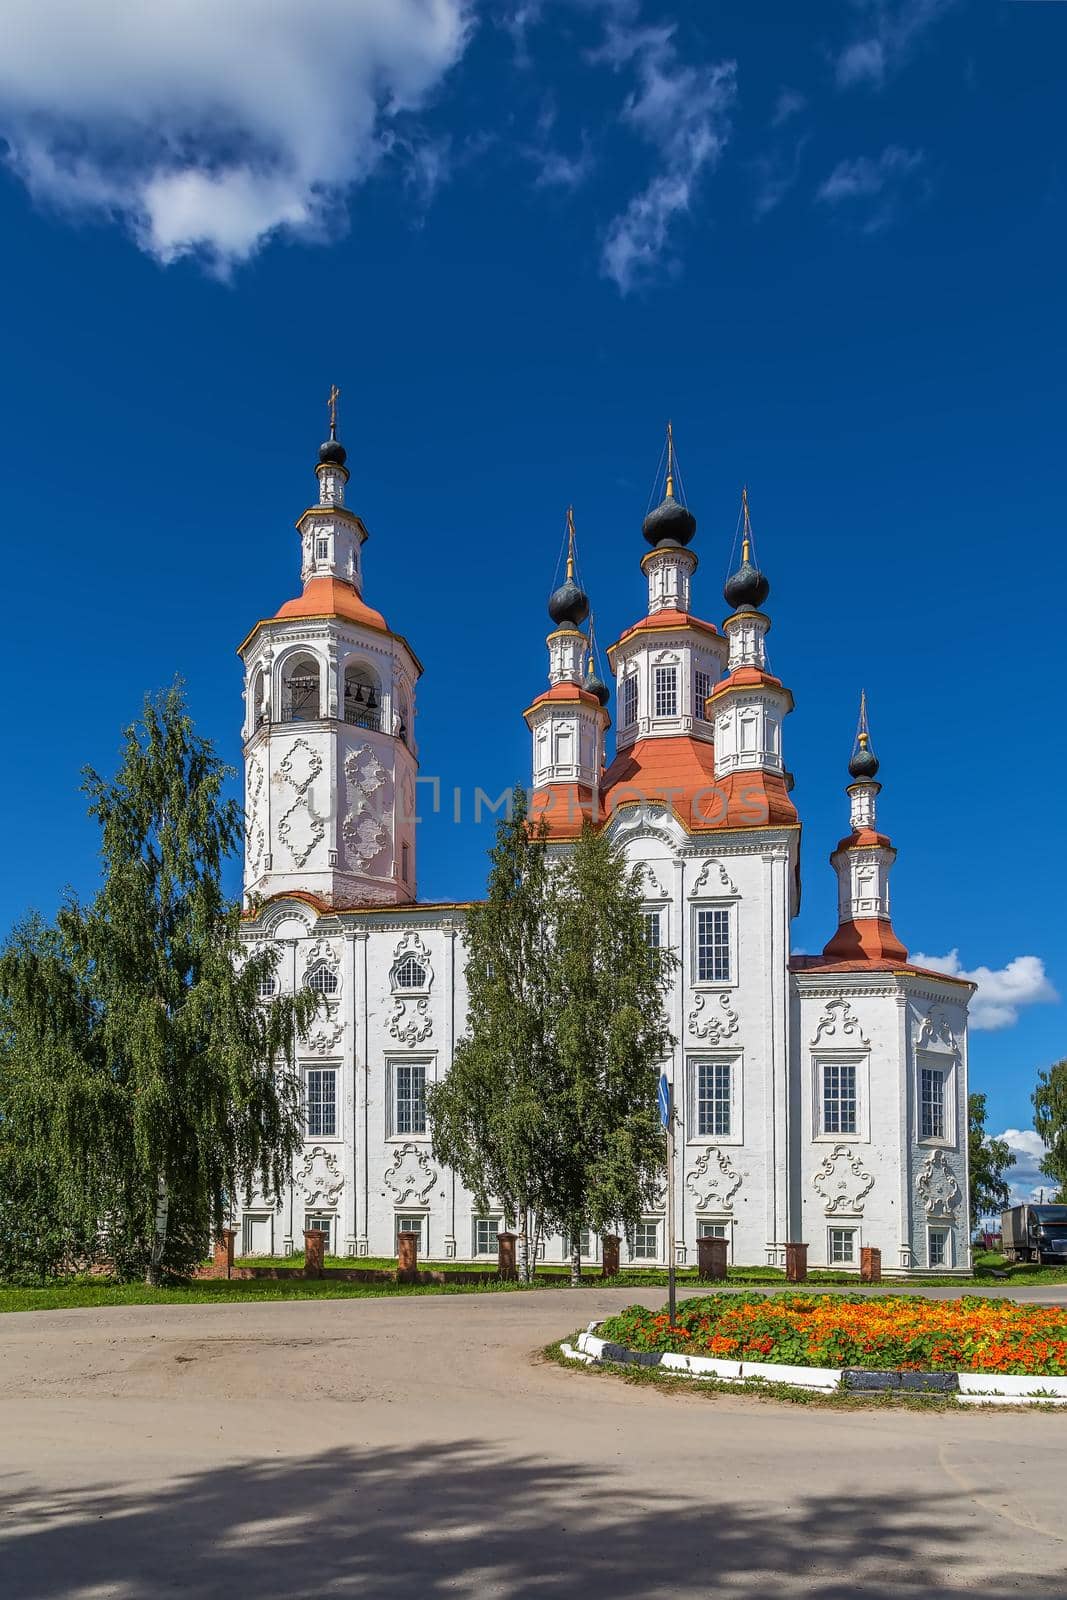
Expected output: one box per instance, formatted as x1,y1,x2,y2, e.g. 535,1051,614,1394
2,1286,1065,1597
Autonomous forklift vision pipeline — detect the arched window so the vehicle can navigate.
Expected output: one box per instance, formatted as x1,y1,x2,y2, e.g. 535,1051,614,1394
250,667,267,730
395,688,411,745
343,662,381,731
394,955,426,989
283,654,321,722
305,962,339,995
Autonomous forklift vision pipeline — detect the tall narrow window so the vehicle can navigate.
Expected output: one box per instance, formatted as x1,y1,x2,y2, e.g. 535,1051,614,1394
696,1061,732,1138
623,674,639,727
401,841,410,883
642,910,662,949
694,669,714,718
653,665,678,717
929,1227,949,1267
695,907,731,983
395,1063,427,1135
920,1067,946,1140
315,537,329,560
306,1068,337,1137
822,1063,857,1135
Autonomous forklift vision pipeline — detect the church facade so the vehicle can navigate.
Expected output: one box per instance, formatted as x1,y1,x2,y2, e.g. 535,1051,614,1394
237,420,973,1272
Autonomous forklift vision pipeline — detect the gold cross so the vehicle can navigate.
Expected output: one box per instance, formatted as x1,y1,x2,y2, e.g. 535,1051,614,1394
328,384,340,437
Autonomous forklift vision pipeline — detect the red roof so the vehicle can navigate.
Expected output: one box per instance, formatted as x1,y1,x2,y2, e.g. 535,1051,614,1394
608,610,721,659
274,577,389,632
791,950,975,986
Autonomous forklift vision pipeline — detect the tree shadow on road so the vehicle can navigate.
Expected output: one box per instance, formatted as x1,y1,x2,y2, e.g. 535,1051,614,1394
1,1439,1063,1599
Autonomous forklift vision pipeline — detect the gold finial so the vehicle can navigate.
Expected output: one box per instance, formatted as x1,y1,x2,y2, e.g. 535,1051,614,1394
328,384,340,440
857,688,871,749
665,420,675,500
566,504,576,581
741,485,752,564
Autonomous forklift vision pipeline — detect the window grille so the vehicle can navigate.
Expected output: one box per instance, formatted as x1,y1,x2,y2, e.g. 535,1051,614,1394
829,1228,855,1264
920,1067,946,1140
395,1064,427,1135
696,1061,732,1138
473,1218,501,1256
394,956,426,989
695,908,731,983
694,669,714,717
632,1221,659,1259
306,963,338,995
316,538,329,560
929,1228,949,1267
653,665,678,718
306,1069,337,1138
623,674,639,727
396,1214,424,1251
257,972,277,998
305,1215,332,1247
698,1221,727,1238
642,911,661,949
822,1063,857,1135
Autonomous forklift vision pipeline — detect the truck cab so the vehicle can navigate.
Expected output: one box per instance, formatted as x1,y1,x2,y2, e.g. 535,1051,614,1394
1001,1203,1067,1264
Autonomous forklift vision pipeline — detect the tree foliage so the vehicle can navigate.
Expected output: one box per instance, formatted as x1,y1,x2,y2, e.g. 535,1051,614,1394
427,794,675,1282
1033,1058,1067,1202
967,1092,1015,1221
0,686,316,1283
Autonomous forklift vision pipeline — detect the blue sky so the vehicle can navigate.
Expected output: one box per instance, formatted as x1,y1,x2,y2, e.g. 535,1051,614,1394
0,0,1063,1179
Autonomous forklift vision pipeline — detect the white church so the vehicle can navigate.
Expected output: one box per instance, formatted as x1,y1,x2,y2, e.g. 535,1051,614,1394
237,413,973,1272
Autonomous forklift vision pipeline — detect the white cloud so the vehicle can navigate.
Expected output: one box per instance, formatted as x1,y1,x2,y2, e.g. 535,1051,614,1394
593,19,736,293
911,949,1059,1031
835,0,955,90
771,88,807,128
816,144,924,231
994,1128,1053,1207
0,0,473,273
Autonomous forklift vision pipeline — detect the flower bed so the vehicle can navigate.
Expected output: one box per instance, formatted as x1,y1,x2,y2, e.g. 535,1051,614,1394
599,1294,1067,1377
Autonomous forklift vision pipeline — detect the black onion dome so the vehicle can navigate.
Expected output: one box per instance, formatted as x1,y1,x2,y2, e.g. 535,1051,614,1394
848,739,880,781
642,494,696,548
584,667,610,707
318,437,348,467
723,557,770,611
548,578,590,627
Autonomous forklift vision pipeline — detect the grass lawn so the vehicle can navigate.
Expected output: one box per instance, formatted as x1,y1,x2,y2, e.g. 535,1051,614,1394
0,1275,544,1316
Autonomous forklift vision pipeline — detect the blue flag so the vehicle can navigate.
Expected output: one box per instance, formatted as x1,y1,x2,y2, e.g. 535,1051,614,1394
658,1074,671,1129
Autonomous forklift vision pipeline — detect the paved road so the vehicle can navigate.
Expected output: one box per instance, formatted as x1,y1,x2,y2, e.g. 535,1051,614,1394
2,1285,1066,1598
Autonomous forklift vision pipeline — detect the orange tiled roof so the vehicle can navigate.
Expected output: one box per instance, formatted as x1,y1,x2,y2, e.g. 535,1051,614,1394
274,577,389,633
791,950,975,986
609,610,721,657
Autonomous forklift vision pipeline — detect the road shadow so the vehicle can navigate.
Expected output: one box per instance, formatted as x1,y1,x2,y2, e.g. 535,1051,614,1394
1,1439,1064,1599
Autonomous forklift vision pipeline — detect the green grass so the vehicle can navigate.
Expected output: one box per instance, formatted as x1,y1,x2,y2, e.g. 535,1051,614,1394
0,1275,550,1315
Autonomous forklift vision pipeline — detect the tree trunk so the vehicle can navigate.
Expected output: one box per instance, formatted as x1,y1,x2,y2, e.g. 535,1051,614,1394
146,1172,169,1286
518,1212,531,1285
570,1233,582,1287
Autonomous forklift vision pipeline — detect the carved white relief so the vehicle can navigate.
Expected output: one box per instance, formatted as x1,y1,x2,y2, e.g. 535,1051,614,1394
400,771,416,826
639,862,668,900
689,858,739,897
277,792,326,869
685,1148,742,1211
916,1010,959,1052
279,738,323,795
688,992,740,1043
304,1006,344,1054
810,998,870,1048
296,1145,344,1207
304,939,341,979
813,1144,875,1215
388,998,433,1045
916,1150,962,1218
245,756,265,873
383,1142,440,1206
342,744,391,872
390,930,434,992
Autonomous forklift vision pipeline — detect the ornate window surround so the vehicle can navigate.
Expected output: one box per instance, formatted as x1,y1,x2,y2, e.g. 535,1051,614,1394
685,1051,744,1146
811,1050,871,1144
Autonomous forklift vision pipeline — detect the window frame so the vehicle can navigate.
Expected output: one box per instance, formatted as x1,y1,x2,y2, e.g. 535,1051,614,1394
693,666,714,720
652,664,679,719
622,671,639,728
812,1052,870,1143
472,1216,504,1258
388,1057,430,1140
828,1225,858,1265
691,902,736,988
696,1218,733,1261
305,1213,334,1252
305,961,339,996
915,1050,957,1147
395,1213,426,1254
928,1226,951,1269
642,907,664,950
630,1219,661,1261
688,1055,742,1144
304,1065,339,1140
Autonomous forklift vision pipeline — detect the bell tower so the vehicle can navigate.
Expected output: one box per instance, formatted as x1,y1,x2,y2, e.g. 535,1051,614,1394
238,395,421,909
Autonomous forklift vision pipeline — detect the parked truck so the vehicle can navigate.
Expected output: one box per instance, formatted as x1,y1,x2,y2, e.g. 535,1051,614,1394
1000,1204,1067,1265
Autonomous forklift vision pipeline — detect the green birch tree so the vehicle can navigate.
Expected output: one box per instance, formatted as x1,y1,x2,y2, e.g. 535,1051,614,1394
967,1092,1015,1221
426,788,558,1280
550,823,676,1284
0,686,316,1283
1033,1058,1067,1202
